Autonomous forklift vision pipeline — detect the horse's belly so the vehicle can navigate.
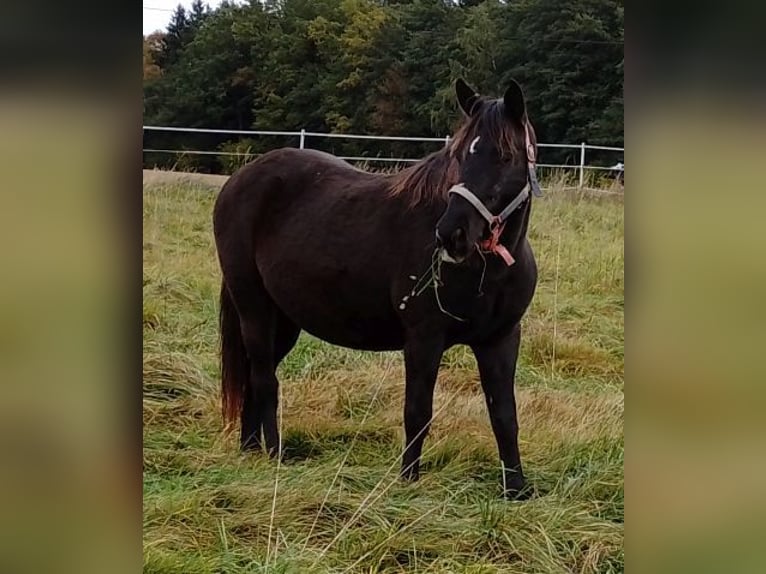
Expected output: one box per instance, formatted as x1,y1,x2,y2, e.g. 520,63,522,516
300,315,405,352
260,263,404,352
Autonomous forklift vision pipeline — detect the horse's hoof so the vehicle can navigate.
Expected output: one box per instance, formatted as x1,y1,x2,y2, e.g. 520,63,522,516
240,440,262,453
265,446,281,460
400,467,420,483
502,481,534,501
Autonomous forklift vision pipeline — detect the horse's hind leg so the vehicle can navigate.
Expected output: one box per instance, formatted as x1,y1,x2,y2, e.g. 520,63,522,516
274,309,301,367
229,277,274,453
227,275,299,456
258,310,300,453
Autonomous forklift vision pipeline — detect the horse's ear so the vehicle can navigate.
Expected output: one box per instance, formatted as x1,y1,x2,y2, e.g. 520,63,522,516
455,78,480,117
503,79,526,124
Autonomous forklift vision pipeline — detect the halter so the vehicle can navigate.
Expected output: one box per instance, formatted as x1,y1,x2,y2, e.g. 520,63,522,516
446,122,543,266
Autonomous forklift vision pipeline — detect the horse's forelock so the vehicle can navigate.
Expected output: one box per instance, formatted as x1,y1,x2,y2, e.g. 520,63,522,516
451,100,525,160
389,100,524,206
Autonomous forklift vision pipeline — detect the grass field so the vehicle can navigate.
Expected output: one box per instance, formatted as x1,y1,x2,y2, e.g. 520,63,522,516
143,177,624,573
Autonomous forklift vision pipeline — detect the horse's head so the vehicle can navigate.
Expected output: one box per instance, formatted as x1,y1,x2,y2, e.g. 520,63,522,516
436,79,539,264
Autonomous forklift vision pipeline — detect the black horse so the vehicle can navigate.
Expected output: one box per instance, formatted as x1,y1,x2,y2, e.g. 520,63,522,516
213,79,542,498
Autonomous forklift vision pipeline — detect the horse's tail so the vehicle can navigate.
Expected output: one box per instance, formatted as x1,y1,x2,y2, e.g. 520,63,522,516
219,280,248,429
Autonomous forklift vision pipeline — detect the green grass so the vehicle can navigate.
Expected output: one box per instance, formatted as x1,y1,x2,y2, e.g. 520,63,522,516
143,178,623,573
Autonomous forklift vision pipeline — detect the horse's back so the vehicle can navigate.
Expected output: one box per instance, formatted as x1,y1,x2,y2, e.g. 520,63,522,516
217,147,372,237
222,147,378,195
216,146,392,231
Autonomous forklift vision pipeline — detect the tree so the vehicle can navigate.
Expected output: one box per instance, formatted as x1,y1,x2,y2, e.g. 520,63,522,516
143,33,163,81
155,5,190,70
496,0,624,148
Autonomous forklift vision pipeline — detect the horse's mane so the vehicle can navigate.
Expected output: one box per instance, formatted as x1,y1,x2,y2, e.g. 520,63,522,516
389,99,526,206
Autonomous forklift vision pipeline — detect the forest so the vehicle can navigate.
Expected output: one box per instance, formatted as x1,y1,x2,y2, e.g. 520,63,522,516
143,0,623,173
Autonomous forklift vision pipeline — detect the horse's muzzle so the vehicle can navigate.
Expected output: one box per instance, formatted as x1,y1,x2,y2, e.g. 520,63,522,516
435,226,470,263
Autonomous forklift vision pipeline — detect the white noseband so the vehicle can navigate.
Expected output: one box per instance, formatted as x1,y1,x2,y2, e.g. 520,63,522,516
447,182,531,227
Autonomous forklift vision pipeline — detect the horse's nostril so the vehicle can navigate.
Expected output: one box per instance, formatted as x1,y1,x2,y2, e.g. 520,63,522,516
452,227,465,243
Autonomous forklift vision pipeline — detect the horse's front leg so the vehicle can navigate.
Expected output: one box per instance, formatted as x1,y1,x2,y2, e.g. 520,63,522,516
471,324,531,499
400,333,445,482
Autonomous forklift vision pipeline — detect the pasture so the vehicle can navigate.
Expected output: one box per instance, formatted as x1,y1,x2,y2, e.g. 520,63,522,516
143,176,623,573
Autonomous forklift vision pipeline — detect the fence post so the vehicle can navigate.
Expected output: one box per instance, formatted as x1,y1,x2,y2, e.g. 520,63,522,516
578,142,586,188
299,128,306,150
444,135,451,148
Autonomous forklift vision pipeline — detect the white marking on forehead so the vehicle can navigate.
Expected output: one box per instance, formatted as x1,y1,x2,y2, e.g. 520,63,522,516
469,136,481,154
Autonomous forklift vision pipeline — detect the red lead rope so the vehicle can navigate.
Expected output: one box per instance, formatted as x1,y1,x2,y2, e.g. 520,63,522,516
480,220,515,266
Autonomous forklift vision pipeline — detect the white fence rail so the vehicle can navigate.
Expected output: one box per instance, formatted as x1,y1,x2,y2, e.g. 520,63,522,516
143,125,624,187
